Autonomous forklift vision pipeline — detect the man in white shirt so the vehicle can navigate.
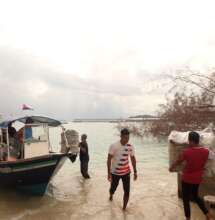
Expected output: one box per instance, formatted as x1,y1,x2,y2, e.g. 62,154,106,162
107,128,137,210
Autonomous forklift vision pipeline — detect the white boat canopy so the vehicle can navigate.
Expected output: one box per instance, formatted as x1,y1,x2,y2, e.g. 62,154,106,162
0,115,62,128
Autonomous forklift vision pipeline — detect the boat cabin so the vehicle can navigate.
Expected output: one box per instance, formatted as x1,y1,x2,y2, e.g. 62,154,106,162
0,116,60,161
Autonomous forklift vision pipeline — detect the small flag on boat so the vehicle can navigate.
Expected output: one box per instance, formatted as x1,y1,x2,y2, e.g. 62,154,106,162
22,104,34,110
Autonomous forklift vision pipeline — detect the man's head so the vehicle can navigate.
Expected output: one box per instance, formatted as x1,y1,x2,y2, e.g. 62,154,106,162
25,117,34,124
188,131,200,146
81,134,87,142
120,128,130,145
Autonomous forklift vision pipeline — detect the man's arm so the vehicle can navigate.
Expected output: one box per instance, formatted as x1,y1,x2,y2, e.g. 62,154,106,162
17,127,24,142
169,153,184,172
107,154,113,182
130,155,137,180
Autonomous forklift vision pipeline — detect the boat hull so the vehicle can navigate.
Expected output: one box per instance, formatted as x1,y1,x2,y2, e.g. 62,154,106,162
0,153,70,195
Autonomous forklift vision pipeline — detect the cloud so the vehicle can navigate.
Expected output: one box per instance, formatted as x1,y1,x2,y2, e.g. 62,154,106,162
0,47,169,119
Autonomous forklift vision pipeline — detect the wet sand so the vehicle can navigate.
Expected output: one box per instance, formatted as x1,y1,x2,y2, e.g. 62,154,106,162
0,165,209,220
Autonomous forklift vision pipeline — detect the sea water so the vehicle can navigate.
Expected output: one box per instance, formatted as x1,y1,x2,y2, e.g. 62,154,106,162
0,123,206,220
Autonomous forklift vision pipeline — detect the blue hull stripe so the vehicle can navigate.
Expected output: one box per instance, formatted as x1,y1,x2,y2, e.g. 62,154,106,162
0,160,58,173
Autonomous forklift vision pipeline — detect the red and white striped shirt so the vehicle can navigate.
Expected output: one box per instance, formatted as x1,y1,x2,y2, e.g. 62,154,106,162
109,141,135,176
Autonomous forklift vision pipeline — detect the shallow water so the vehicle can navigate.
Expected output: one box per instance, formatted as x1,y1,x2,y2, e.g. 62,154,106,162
0,123,209,220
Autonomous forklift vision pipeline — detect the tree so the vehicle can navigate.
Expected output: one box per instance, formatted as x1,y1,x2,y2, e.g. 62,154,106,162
148,71,215,137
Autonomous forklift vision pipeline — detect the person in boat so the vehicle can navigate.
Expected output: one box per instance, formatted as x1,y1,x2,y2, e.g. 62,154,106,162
17,117,33,142
17,118,33,158
79,134,90,179
8,122,21,159
0,122,20,161
1,128,7,144
107,128,137,211
169,131,215,220
8,122,17,139
0,129,8,160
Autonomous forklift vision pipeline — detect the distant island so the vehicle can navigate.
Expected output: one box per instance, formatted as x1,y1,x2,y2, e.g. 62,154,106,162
129,114,158,119
73,115,159,123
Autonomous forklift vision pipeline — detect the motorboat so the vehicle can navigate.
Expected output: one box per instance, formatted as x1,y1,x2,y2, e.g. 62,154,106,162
0,115,78,195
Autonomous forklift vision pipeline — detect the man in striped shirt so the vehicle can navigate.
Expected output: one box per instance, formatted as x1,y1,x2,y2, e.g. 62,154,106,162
107,128,137,210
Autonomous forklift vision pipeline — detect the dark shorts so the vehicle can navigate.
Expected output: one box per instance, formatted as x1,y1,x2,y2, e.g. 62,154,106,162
109,173,130,196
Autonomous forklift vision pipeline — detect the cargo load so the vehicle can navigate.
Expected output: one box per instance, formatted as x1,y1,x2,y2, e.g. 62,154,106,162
61,129,79,154
168,128,215,177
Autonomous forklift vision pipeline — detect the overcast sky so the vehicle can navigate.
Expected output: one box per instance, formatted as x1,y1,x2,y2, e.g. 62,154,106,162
0,0,215,119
